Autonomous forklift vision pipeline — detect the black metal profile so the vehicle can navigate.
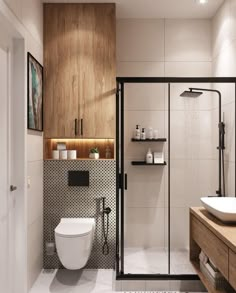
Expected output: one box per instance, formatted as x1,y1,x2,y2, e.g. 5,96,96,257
116,76,236,281
115,82,120,273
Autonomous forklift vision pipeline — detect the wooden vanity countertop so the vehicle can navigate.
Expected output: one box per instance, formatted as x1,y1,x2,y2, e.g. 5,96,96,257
190,207,236,253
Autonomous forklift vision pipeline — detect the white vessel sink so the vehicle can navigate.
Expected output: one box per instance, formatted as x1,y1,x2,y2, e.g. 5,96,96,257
201,197,236,223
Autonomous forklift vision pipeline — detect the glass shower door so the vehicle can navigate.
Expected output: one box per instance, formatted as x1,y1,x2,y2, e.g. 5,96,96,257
122,82,168,274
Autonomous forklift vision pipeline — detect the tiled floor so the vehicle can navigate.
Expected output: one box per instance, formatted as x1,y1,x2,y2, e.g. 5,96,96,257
30,269,114,293
124,248,196,274
30,269,206,293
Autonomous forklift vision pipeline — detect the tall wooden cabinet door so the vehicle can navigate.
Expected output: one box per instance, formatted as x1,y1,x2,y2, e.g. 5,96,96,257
44,5,80,138
79,4,116,138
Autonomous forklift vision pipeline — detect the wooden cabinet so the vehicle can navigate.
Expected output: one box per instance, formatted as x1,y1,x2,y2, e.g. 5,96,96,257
191,216,229,279
43,4,116,138
229,249,236,290
190,207,236,293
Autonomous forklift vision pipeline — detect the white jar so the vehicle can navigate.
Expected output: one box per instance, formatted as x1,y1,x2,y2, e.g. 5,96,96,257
59,150,68,160
52,150,59,160
146,148,153,164
147,127,153,140
68,150,77,160
153,129,158,139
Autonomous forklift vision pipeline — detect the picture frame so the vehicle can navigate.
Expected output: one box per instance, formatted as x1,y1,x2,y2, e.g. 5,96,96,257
27,52,43,131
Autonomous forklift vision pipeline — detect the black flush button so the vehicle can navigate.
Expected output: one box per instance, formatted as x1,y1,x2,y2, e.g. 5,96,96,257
68,171,89,186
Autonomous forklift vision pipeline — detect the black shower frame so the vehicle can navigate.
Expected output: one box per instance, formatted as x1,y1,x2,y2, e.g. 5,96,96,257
116,77,236,281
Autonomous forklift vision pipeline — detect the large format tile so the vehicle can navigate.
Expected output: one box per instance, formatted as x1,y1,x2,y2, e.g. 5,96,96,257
212,39,236,77
27,132,43,162
117,61,164,77
117,19,164,62
124,159,165,208
28,216,43,290
165,61,212,77
212,0,234,60
27,161,43,226
170,110,213,160
124,207,165,247
124,83,165,111
124,247,168,274
165,19,211,62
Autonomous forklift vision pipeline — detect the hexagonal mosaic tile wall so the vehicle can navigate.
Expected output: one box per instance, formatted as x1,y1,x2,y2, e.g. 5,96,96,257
43,160,116,269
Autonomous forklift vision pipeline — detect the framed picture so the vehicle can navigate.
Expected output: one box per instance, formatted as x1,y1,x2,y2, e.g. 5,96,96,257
27,52,43,131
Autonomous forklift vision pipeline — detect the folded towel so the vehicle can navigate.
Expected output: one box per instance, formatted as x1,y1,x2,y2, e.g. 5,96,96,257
199,250,208,264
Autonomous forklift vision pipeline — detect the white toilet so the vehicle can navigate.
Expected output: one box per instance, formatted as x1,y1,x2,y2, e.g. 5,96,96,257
55,218,95,270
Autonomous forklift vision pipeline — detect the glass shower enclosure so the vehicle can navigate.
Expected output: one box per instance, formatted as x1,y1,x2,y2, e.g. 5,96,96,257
116,77,236,279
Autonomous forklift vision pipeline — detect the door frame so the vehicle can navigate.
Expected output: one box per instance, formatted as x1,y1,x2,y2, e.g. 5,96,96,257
0,5,27,293
116,76,236,280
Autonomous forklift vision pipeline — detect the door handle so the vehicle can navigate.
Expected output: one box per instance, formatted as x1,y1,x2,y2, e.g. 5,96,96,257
75,118,78,136
10,185,17,192
81,118,83,136
125,173,127,190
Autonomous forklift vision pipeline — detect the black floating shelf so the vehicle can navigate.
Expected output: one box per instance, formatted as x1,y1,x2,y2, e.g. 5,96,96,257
131,161,167,166
131,138,167,142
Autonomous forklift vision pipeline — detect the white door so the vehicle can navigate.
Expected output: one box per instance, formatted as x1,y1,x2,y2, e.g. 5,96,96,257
0,46,10,293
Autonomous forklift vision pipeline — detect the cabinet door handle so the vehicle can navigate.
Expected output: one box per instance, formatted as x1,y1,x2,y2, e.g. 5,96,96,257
75,118,78,136
81,118,83,136
125,173,128,190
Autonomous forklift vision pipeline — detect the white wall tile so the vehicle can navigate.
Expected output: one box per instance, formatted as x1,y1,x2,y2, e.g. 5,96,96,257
117,61,164,77
169,207,189,249
117,19,164,62
124,83,165,111
27,131,43,162
170,110,213,160
165,19,212,62
21,0,43,46
212,0,234,59
27,161,43,226
27,216,43,290
125,160,165,208
212,40,236,77
165,61,212,77
124,207,165,247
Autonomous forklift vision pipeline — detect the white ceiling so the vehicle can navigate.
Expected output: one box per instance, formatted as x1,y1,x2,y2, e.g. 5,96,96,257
43,0,224,19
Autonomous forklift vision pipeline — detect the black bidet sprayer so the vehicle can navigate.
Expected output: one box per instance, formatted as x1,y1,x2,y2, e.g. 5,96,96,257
101,197,111,255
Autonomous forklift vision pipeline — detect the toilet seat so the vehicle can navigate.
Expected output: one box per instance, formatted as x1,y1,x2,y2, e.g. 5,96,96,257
55,222,92,237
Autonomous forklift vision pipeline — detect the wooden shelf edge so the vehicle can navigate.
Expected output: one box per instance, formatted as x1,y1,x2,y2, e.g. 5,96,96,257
191,261,229,293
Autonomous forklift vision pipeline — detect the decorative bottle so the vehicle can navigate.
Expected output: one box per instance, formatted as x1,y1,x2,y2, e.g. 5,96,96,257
146,148,153,164
141,128,146,140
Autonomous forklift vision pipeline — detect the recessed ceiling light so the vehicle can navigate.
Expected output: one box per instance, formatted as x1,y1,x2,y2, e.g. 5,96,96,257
195,0,208,4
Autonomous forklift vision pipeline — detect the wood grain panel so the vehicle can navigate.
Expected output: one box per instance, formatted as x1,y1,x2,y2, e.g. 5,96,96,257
44,4,116,138
229,249,236,290
191,215,229,279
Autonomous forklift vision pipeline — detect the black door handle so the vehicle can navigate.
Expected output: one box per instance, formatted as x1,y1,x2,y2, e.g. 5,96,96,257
75,118,78,136
81,118,83,136
125,173,127,190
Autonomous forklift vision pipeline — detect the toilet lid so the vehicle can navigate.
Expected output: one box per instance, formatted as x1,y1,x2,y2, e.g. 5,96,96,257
55,222,93,237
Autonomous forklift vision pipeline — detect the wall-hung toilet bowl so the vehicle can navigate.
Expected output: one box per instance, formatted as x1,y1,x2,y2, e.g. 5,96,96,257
55,218,95,270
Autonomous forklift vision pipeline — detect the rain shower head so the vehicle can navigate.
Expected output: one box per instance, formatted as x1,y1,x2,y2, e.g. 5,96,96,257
180,88,203,98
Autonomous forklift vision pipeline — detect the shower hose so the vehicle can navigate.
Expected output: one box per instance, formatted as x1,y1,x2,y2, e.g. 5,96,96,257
102,212,109,255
